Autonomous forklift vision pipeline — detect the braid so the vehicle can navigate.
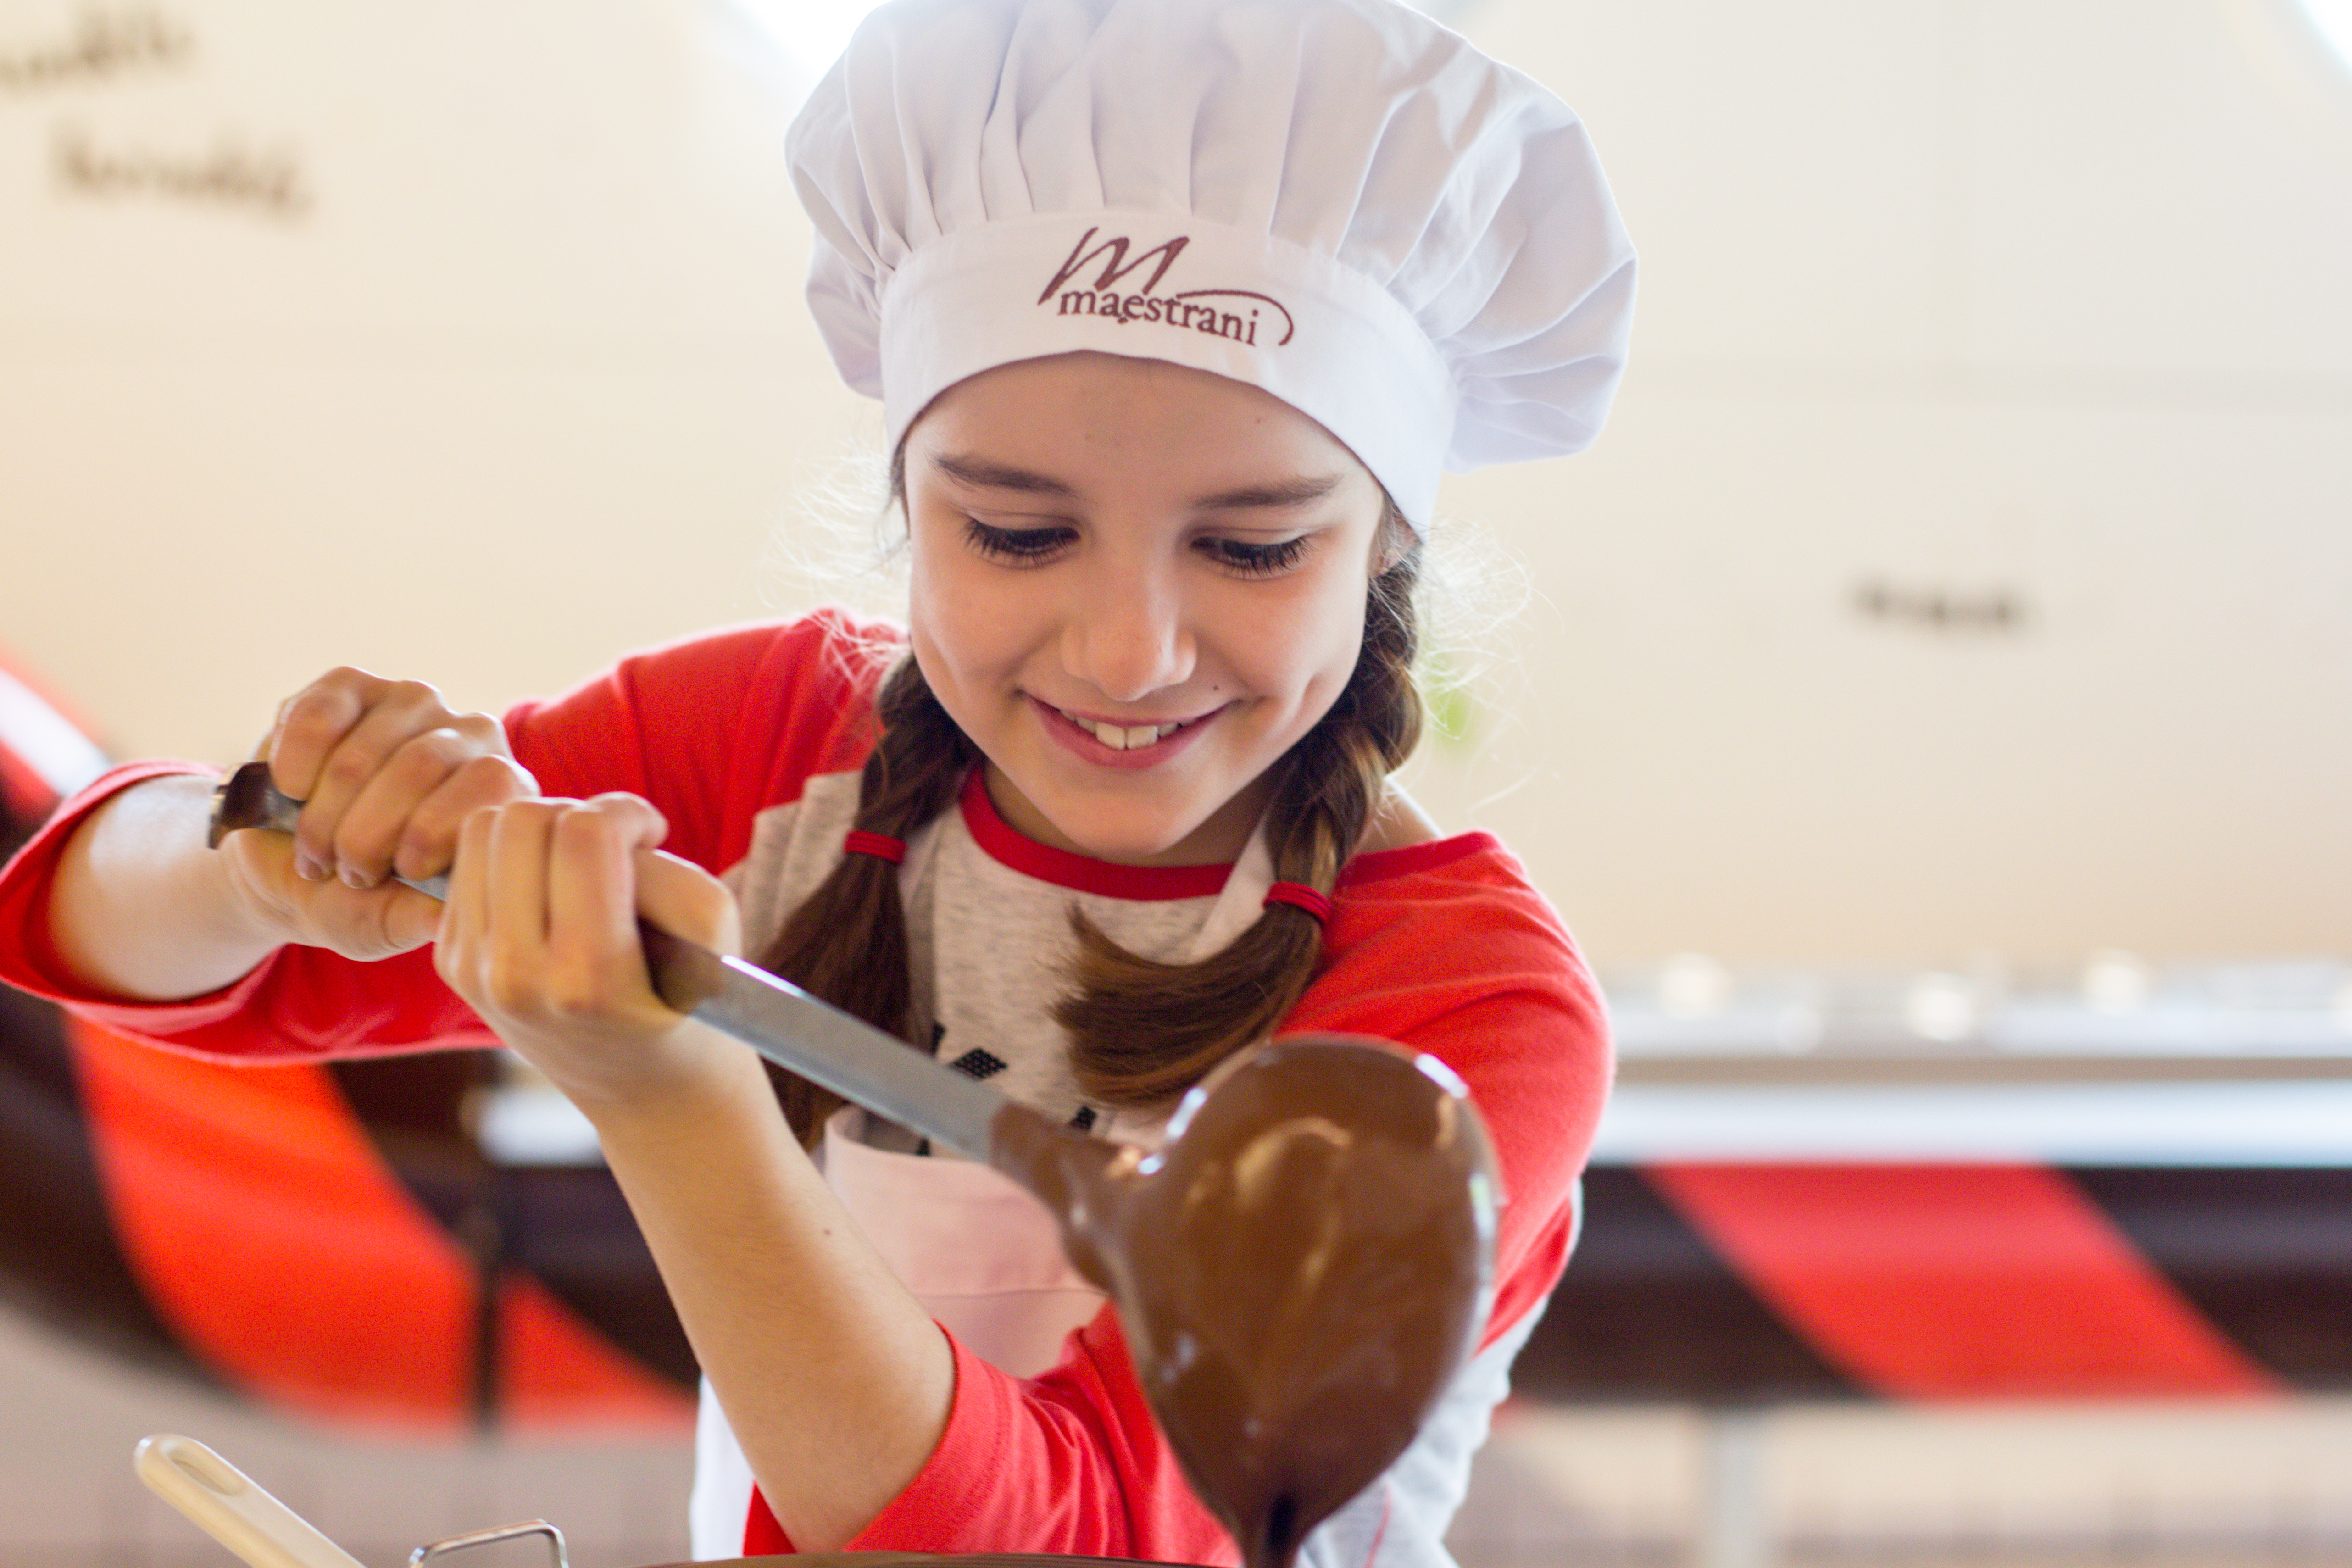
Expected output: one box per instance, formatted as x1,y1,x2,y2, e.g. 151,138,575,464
1056,511,1423,1106
751,656,973,1144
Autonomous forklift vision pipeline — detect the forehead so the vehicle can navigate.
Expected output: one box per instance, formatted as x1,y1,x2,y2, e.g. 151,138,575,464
906,351,1376,502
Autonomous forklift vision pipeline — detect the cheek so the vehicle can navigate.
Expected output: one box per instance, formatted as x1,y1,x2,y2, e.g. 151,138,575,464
908,550,1024,701
1224,581,1368,713
906,532,973,662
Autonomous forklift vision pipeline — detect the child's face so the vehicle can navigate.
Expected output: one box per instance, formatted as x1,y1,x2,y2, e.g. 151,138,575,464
902,351,1393,867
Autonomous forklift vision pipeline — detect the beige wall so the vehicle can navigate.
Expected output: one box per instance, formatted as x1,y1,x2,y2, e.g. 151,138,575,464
3,0,2348,967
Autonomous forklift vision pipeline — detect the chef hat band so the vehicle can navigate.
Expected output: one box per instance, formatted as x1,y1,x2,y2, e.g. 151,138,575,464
789,0,1638,535
879,211,1457,526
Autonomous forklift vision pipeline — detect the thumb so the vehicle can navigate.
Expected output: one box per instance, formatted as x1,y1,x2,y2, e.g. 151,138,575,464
381,884,447,953
634,848,741,958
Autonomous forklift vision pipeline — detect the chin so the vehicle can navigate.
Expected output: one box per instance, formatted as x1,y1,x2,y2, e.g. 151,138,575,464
1068,817,1207,866
1058,790,1234,863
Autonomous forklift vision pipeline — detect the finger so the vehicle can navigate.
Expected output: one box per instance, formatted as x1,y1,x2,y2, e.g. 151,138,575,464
434,803,500,1000
394,745,537,886
637,848,742,959
290,678,469,883
266,669,391,878
538,797,653,1018
300,876,445,960
375,882,446,955
333,720,526,890
481,800,561,1020
267,668,392,801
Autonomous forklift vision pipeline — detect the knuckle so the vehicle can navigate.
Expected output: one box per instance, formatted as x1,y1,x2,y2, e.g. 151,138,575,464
394,822,451,874
292,667,367,712
274,702,332,742
331,822,390,869
271,700,340,755
543,954,621,1018
484,968,538,1018
552,802,610,843
319,748,381,794
387,729,471,791
544,982,597,1021
405,727,468,767
452,711,507,745
602,790,665,837
456,752,530,798
366,901,406,952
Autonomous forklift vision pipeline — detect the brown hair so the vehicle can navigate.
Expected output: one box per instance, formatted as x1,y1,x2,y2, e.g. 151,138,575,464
752,487,1423,1144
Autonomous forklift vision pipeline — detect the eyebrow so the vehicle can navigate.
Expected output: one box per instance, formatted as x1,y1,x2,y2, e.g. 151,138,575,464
932,453,1344,512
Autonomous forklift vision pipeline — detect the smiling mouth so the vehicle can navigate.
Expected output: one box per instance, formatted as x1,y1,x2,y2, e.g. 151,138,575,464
1051,705,1200,751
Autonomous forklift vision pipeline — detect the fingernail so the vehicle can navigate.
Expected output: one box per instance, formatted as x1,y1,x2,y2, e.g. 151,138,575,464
342,868,370,890
296,853,327,882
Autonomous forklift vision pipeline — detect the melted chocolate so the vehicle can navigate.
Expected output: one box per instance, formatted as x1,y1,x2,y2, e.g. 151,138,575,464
990,1034,1498,1568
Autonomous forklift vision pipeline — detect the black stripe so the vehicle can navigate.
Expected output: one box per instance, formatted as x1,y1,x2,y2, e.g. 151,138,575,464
0,984,219,1385
1511,1165,1857,1404
2071,1166,2352,1390
493,1164,700,1390
328,1054,699,1397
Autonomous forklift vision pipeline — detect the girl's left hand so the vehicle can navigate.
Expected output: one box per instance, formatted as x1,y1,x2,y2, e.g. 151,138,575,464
434,793,747,1111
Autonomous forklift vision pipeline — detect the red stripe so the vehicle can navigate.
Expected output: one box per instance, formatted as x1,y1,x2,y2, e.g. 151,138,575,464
1649,1163,2279,1400
69,1015,477,1428
497,1277,694,1429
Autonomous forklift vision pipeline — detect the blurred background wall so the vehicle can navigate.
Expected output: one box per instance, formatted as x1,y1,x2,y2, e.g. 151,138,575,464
2,0,2345,971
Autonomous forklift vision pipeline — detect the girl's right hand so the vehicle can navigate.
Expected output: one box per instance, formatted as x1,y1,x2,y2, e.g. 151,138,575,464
216,667,536,960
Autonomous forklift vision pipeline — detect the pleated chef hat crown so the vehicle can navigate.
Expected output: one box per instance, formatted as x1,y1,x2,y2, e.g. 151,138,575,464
786,0,1637,532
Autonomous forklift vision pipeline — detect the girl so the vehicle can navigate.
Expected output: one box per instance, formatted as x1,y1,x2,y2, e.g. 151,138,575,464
0,0,1634,1562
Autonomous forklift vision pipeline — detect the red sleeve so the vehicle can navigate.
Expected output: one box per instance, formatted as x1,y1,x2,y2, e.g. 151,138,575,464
0,612,895,1062
501,612,888,881
746,1315,1242,1565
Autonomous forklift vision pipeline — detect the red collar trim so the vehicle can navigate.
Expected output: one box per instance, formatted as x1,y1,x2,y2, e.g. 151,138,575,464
958,769,1234,900
955,771,1501,900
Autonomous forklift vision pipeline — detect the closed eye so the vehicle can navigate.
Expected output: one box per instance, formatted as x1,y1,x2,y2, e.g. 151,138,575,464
1197,534,1312,577
963,518,1076,565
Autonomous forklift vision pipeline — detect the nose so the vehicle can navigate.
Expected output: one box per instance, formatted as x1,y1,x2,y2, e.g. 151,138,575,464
1061,554,1196,703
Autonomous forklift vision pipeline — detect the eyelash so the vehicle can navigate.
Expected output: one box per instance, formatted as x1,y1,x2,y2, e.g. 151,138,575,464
1198,535,1311,577
962,519,1073,564
960,519,1312,578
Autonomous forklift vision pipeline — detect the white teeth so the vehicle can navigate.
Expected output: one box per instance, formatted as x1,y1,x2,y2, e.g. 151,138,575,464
1064,711,1184,750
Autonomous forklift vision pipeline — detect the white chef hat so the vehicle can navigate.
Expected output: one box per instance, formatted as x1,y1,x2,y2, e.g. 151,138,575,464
786,0,1636,533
